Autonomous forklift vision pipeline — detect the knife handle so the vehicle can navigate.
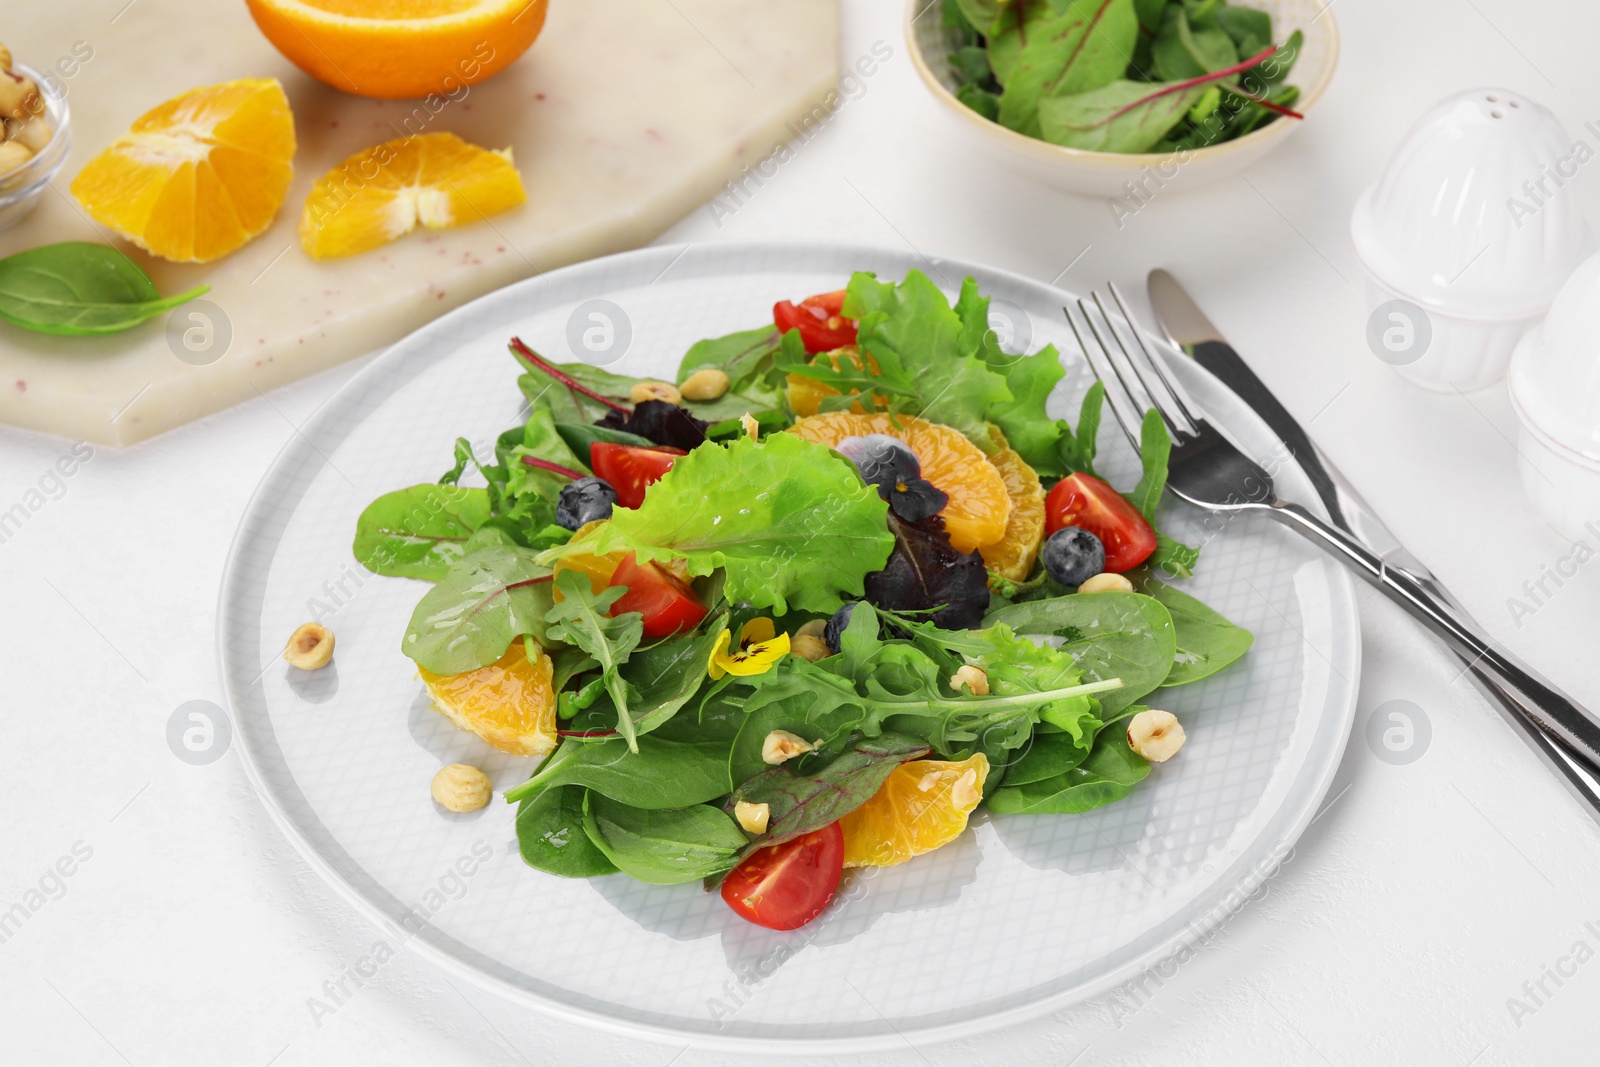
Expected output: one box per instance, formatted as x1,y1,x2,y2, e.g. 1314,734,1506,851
1266,501,1600,771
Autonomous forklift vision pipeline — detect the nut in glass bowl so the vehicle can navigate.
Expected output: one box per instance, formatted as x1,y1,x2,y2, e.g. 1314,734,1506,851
904,0,1339,196
0,59,71,233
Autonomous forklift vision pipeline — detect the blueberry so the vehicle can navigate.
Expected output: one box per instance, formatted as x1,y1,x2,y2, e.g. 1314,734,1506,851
835,434,948,521
555,476,618,530
1042,526,1106,587
823,603,857,654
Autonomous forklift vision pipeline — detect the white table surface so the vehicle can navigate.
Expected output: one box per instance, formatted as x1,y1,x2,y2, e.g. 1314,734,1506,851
7,1,1600,1064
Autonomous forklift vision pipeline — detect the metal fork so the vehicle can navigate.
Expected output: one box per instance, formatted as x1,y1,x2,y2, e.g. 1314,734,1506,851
1064,286,1600,772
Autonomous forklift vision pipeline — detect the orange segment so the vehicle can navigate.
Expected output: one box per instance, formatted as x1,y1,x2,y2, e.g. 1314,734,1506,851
299,132,526,260
246,0,548,100
787,412,1012,553
69,79,295,263
785,346,888,418
417,640,556,757
978,431,1046,582
840,754,989,868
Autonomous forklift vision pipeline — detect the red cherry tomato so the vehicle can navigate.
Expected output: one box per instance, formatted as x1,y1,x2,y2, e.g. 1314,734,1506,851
589,442,686,509
608,553,708,639
720,822,845,931
773,289,857,354
1045,472,1158,572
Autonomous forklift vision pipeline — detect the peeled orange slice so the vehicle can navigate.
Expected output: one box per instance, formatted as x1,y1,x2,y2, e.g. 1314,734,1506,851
785,346,887,418
246,0,548,100
978,432,1046,582
299,132,526,260
840,754,990,868
786,412,1013,553
417,639,556,757
69,78,295,263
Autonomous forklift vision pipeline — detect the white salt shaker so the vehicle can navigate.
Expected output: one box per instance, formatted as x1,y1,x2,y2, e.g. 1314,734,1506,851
1350,89,1592,392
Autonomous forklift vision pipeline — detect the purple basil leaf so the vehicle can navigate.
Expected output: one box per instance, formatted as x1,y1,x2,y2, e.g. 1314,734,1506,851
863,512,989,630
596,399,708,451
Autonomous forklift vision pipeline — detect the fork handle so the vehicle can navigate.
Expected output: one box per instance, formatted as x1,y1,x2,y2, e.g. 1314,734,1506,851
1266,501,1600,770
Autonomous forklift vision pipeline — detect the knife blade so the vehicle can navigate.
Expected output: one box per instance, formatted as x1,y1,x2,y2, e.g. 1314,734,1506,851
1146,269,1600,818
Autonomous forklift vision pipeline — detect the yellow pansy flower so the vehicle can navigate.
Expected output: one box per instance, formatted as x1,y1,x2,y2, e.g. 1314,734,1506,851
708,617,791,679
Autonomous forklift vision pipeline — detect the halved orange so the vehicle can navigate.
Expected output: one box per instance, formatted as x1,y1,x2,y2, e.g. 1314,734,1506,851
840,754,989,868
786,412,1013,554
246,0,548,100
417,639,556,757
978,430,1046,582
70,79,295,263
786,346,888,418
299,132,526,260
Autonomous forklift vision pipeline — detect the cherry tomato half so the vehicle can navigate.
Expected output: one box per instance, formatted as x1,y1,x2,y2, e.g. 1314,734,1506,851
608,553,708,639
589,442,686,509
720,822,845,931
1045,472,1157,573
773,289,857,354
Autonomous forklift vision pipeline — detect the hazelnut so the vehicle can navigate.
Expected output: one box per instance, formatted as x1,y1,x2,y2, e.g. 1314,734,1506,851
734,800,770,834
283,622,335,670
680,367,731,401
794,619,828,640
0,138,31,177
0,45,11,72
791,634,831,662
628,380,681,405
761,729,815,765
949,768,981,810
740,412,759,440
1127,709,1186,762
431,764,491,812
1078,572,1134,595
6,116,52,153
0,71,39,122
949,664,990,696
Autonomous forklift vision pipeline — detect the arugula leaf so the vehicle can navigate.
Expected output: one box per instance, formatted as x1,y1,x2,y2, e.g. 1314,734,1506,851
1128,407,1171,521
730,733,932,849
996,0,1139,137
1056,380,1105,476
584,620,728,736
546,433,895,616
1132,572,1253,684
984,591,1176,713
1150,531,1201,579
987,725,1150,813
516,785,618,878
581,793,746,885
0,242,209,335
544,570,645,752
353,484,491,581
401,545,555,675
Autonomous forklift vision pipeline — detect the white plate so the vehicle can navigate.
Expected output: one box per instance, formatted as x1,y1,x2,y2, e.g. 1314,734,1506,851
219,241,1359,1053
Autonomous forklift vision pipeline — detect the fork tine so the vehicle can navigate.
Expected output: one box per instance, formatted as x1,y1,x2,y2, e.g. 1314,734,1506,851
1107,281,1206,432
1089,290,1195,440
1064,301,1141,452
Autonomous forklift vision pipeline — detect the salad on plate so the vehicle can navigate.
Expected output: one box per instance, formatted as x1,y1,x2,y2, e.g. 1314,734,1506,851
351,270,1253,931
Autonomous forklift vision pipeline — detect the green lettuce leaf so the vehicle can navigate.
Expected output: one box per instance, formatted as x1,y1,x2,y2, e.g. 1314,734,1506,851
543,433,895,616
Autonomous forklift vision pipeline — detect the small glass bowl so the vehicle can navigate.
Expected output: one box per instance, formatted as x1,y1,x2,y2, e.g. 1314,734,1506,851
0,62,72,233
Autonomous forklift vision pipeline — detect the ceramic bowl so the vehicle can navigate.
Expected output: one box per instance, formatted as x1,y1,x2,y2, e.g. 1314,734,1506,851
1351,88,1593,393
904,0,1339,197
1509,251,1600,541
0,62,72,233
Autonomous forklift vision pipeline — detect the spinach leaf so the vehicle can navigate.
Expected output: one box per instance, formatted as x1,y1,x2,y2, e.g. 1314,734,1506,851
504,727,735,809
954,0,1005,35
731,733,932,849
544,570,645,752
515,785,617,878
677,324,783,393
0,242,209,335
581,793,746,885
987,725,1150,813
1038,77,1212,152
1002,730,1096,787
546,433,895,616
984,591,1176,713
1151,6,1236,80
554,420,653,459
353,484,491,581
401,544,555,675
958,83,1002,121
1132,573,1253,685
996,0,1139,137
951,44,994,85
1216,4,1272,56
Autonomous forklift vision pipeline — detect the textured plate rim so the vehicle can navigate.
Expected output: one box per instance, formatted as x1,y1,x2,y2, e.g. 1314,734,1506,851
218,239,1361,1055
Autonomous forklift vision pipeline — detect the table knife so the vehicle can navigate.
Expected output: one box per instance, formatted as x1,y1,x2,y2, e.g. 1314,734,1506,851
1147,268,1600,818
